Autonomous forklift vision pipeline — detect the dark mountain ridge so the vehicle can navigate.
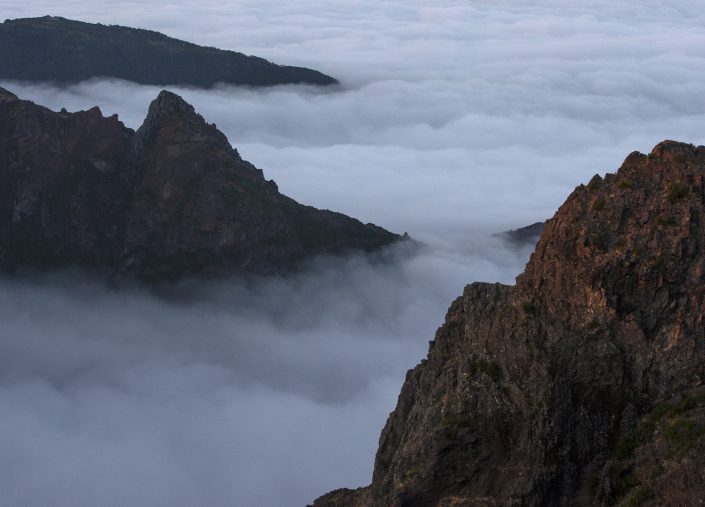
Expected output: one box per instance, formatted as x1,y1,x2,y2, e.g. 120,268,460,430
495,221,545,247
0,86,399,281
0,16,337,87
313,141,705,506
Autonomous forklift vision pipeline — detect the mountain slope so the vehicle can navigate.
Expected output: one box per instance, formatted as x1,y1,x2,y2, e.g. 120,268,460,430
313,141,705,506
495,221,545,246
0,16,337,87
0,87,399,280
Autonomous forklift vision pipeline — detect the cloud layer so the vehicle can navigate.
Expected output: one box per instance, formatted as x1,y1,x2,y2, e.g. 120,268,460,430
0,239,530,507
5,1,705,235
1,0,705,505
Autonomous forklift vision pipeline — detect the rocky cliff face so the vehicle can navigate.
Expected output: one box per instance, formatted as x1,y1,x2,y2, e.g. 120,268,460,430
0,16,337,87
313,141,705,506
0,87,399,280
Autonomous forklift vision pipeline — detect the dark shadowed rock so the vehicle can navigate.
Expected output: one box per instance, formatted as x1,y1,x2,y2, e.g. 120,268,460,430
494,221,545,247
0,16,337,87
0,88,400,280
312,141,705,506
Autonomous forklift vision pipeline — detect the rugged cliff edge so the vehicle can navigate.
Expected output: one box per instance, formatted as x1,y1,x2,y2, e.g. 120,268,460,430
0,87,399,280
313,141,705,506
0,16,337,87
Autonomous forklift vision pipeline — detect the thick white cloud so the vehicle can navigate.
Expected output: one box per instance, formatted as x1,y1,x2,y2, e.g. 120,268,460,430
5,0,705,233
0,240,530,507
1,0,705,505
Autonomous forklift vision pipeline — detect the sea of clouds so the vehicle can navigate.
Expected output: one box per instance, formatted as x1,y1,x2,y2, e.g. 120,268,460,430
1,0,705,505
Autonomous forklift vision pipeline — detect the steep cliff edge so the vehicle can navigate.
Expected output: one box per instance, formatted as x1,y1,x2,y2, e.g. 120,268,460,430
313,141,705,506
0,87,399,280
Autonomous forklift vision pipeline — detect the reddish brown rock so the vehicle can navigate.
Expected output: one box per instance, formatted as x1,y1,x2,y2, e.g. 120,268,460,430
312,141,705,506
0,87,400,280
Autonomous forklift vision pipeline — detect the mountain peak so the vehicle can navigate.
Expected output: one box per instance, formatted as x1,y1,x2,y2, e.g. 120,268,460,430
0,89,400,280
151,89,196,116
134,90,235,157
144,89,202,126
312,140,705,507
517,140,703,313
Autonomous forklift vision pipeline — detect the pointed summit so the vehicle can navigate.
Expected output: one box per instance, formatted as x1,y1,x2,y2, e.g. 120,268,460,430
134,90,235,157
0,89,400,280
140,90,208,131
312,140,705,506
147,90,198,120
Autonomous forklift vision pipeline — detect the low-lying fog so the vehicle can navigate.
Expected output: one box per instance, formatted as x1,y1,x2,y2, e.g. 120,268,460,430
0,240,529,507
1,0,705,505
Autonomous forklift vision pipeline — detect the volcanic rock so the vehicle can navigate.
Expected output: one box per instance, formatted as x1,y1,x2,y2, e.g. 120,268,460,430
495,221,545,247
0,16,337,87
312,141,705,506
0,87,399,280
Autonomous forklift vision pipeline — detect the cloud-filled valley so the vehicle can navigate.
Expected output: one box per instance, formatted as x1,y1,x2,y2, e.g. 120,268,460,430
1,0,705,505
0,240,531,506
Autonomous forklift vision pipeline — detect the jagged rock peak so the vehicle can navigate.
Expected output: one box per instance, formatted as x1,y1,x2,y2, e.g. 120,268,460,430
0,89,401,281
141,90,208,130
516,140,705,336
312,140,705,507
149,89,198,118
134,89,237,157
0,86,18,101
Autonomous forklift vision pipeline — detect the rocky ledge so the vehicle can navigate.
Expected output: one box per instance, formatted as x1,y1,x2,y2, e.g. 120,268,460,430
0,87,400,280
313,141,705,506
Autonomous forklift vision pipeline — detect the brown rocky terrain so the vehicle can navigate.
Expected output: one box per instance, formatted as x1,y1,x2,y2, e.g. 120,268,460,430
312,140,705,506
0,86,400,280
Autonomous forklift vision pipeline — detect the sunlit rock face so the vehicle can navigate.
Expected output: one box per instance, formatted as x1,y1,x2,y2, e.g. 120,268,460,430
313,141,705,507
0,87,400,280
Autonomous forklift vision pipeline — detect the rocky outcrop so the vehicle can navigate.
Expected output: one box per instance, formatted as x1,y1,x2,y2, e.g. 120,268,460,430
495,221,545,247
312,141,705,506
0,87,399,280
0,16,337,87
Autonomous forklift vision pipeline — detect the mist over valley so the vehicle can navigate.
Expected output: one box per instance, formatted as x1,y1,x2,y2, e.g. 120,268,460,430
1,1,705,505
